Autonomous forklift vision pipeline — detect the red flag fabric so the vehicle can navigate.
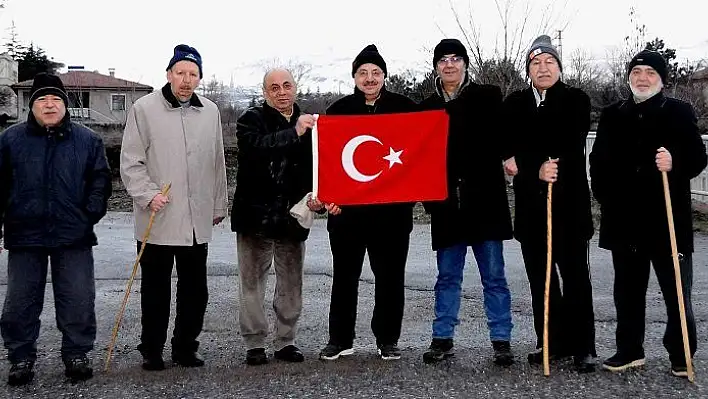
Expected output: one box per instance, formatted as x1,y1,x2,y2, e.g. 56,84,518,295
313,110,449,205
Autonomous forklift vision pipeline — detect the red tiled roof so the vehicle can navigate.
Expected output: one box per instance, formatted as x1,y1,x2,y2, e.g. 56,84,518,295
13,70,153,90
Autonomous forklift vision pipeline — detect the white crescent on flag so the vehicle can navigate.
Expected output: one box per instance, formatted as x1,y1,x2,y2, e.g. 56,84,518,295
341,135,383,182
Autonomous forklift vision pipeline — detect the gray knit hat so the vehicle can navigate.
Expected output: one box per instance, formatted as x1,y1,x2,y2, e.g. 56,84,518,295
526,35,562,75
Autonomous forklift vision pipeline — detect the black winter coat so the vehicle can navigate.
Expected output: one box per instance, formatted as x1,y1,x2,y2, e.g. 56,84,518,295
0,113,112,249
589,93,707,255
503,81,594,244
420,78,513,250
325,87,417,236
231,102,314,241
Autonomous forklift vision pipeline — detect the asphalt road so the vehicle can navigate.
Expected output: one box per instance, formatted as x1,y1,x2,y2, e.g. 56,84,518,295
0,212,706,398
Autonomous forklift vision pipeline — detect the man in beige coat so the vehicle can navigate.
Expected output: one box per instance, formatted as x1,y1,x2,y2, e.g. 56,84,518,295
120,44,228,371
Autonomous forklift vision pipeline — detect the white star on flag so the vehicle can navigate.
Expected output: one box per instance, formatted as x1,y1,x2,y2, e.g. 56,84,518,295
383,147,403,168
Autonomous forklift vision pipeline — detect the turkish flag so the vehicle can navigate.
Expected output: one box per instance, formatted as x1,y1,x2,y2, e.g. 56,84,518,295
313,110,449,205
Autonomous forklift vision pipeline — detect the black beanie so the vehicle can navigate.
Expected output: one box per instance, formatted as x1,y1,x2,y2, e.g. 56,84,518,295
351,44,387,77
628,49,668,84
526,35,562,75
29,72,69,107
166,44,203,78
433,39,469,66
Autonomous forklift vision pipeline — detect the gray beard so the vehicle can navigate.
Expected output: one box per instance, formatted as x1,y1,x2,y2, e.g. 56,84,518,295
630,84,662,103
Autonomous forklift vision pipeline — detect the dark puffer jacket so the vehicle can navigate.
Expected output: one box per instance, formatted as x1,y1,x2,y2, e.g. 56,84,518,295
0,112,112,249
231,102,314,241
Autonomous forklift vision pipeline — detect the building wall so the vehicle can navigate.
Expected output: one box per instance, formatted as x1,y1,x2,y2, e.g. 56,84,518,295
16,88,150,123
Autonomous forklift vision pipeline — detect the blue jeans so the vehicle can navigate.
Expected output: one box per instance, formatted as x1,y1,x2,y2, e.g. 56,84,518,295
432,241,512,342
0,247,96,363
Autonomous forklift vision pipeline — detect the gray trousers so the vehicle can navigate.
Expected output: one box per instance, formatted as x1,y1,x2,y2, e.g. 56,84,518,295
237,233,305,351
0,247,96,363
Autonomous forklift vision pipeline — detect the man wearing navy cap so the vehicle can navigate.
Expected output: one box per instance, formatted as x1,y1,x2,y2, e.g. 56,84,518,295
0,72,112,385
121,44,228,371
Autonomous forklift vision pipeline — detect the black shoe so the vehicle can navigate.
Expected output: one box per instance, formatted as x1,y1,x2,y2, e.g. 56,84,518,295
274,345,304,362
602,352,645,372
377,344,401,361
671,363,689,378
573,354,596,373
172,351,205,367
492,341,514,366
246,348,268,366
141,354,166,371
64,356,93,382
7,360,35,386
319,343,354,361
423,338,454,364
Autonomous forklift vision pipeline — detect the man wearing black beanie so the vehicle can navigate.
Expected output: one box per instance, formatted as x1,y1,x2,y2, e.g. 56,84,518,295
0,72,112,385
590,48,707,378
319,44,417,362
419,38,515,367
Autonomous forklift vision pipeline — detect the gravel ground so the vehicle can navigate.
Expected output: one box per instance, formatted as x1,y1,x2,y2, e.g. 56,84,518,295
0,214,706,398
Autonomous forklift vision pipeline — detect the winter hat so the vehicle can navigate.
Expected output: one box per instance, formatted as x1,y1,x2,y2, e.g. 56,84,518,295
29,72,69,107
526,35,562,75
433,39,469,66
351,44,387,77
627,49,668,84
166,44,203,78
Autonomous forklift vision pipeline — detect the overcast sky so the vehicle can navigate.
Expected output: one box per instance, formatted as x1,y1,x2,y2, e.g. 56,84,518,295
1,0,706,93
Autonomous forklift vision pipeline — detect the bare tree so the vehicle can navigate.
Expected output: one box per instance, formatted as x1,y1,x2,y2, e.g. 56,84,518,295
445,0,569,95
257,57,313,88
566,48,603,90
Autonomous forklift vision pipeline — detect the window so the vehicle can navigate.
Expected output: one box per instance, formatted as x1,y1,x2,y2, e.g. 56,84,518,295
68,91,90,109
111,94,126,111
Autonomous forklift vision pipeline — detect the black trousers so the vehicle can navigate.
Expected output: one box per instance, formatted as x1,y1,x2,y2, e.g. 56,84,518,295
327,231,410,347
611,249,696,363
136,239,208,356
521,237,596,357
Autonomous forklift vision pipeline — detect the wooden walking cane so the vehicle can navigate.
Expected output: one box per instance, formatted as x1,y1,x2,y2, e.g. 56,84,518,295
661,171,695,382
543,180,553,377
104,183,171,372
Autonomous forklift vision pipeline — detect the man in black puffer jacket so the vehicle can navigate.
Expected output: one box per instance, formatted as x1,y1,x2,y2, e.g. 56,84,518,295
231,68,324,366
590,50,707,378
502,35,596,373
419,39,514,367
0,73,112,385
318,44,417,362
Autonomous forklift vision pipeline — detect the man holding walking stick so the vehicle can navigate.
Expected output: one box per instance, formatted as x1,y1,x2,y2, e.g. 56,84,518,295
120,44,229,371
502,35,597,373
590,49,707,378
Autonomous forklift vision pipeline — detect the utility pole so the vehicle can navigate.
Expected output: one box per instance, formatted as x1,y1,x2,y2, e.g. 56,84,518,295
556,29,563,63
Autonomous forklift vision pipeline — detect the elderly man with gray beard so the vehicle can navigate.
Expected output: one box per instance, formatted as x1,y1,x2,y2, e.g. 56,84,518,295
590,49,707,378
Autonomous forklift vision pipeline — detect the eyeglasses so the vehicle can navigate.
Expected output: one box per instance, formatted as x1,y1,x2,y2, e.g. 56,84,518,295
437,56,464,65
356,69,383,79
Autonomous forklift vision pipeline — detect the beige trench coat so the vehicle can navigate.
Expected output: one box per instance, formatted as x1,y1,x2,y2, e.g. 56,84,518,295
120,86,228,246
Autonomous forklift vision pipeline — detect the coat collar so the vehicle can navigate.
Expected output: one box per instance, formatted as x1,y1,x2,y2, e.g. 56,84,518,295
261,101,301,124
161,83,204,109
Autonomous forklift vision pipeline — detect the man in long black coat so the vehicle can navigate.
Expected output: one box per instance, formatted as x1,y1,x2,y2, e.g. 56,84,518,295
318,44,417,362
590,49,707,378
503,35,596,372
419,39,514,366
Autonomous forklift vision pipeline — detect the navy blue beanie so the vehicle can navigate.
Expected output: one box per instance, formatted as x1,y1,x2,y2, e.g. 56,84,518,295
166,44,203,78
